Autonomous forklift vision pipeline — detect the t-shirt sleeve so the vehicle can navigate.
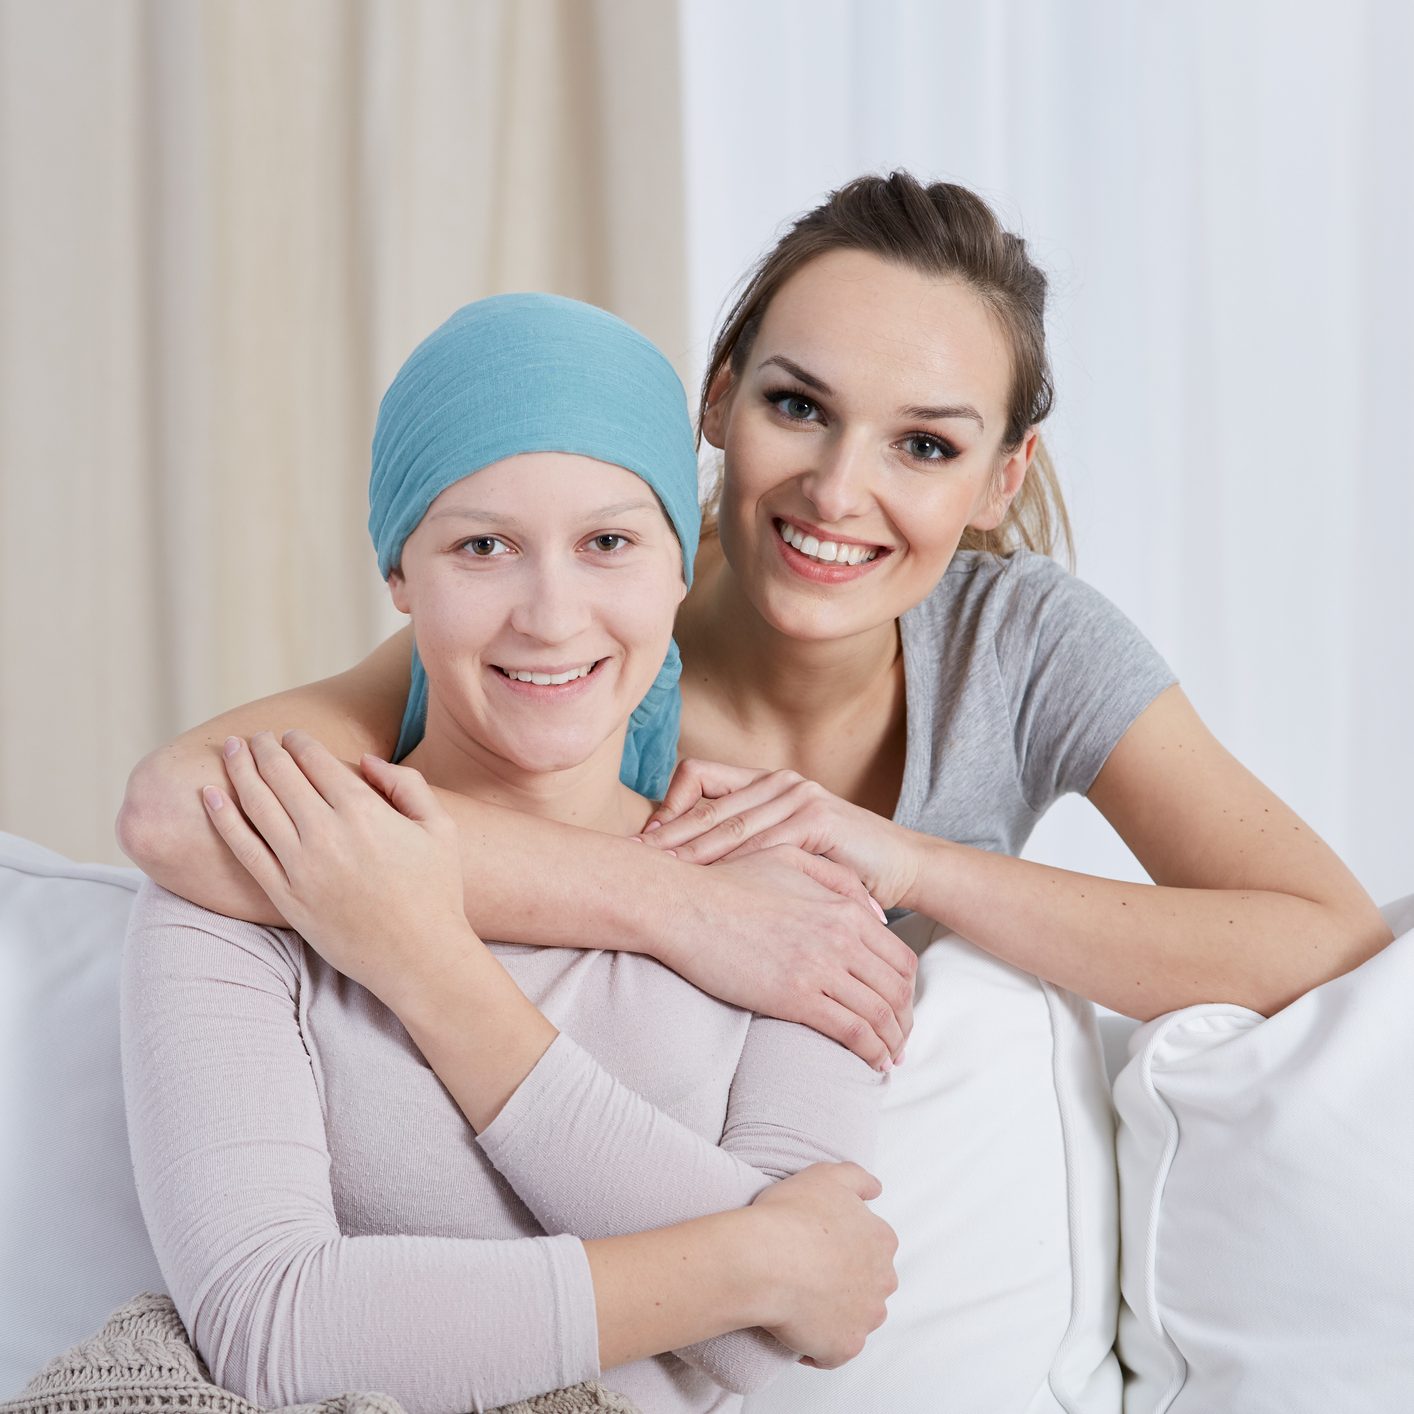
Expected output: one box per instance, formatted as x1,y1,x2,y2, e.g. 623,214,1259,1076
996,556,1178,811
477,1009,884,1394
120,880,599,1414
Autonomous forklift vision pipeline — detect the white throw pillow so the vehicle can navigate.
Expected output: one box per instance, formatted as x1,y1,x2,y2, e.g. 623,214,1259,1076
0,832,165,1399
1114,893,1414,1414
746,914,1122,1414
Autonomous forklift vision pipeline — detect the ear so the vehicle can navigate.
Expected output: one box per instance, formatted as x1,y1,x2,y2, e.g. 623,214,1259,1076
969,429,1038,532
387,566,411,616
699,364,737,450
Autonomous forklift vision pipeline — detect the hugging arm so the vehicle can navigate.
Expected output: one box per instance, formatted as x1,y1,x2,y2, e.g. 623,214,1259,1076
117,630,916,1067
120,881,794,1412
460,1004,886,1393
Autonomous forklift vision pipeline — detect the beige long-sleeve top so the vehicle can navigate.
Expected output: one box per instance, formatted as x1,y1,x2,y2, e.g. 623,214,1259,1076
120,880,883,1414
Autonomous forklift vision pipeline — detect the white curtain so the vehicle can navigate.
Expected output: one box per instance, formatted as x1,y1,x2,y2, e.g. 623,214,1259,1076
0,0,687,863
678,0,1414,903
5,0,1410,901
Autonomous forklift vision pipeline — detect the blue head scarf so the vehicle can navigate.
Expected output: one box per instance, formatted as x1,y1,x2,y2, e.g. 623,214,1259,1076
368,293,700,799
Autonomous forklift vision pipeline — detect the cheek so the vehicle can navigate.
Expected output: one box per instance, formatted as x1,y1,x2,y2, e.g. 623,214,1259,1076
409,579,505,666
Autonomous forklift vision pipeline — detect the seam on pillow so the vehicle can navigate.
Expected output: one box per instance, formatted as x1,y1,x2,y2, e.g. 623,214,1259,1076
1040,980,1099,1414
1132,1017,1191,1412
0,848,144,893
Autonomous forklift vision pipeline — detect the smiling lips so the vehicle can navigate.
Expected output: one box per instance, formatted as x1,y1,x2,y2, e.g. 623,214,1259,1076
773,518,889,581
492,660,604,692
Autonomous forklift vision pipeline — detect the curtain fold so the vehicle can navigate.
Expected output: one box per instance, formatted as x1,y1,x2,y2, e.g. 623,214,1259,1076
0,0,688,864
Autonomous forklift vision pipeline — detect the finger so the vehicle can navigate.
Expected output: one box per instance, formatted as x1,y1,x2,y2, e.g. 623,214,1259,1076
360,754,444,823
824,972,904,1064
201,784,291,904
280,729,376,809
221,736,303,867
644,772,798,852
246,731,334,837
812,1160,885,1202
645,759,767,829
662,791,804,864
758,847,878,915
807,994,894,1072
848,950,915,1059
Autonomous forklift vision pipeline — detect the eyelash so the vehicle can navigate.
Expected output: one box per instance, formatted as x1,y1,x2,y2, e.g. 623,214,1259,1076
452,533,632,558
763,385,962,463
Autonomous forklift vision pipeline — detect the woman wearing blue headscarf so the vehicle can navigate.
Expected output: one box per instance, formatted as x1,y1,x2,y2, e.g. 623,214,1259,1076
120,295,895,1414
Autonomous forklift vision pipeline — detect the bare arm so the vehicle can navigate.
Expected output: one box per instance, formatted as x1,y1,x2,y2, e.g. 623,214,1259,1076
117,627,417,926
901,685,1393,1019
119,644,918,1065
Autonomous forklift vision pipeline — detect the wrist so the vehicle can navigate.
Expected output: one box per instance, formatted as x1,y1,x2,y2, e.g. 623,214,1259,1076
896,828,966,921
644,852,705,970
378,917,488,1023
732,1205,791,1329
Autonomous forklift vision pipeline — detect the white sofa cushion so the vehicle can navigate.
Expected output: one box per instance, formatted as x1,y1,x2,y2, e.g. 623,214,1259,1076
0,832,165,1399
1114,893,1414,1413
0,840,1123,1409
747,914,1122,1414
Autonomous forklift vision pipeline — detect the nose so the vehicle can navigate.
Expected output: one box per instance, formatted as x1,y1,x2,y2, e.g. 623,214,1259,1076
797,430,876,524
508,554,592,645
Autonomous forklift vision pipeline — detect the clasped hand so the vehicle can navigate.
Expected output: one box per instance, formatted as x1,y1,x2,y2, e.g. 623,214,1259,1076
201,730,475,1012
638,759,922,912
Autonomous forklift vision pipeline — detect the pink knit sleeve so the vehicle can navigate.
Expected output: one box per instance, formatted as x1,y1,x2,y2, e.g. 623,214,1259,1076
477,1011,884,1394
119,881,600,1414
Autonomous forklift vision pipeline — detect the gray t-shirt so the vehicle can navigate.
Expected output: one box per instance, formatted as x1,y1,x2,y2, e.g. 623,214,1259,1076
893,550,1177,856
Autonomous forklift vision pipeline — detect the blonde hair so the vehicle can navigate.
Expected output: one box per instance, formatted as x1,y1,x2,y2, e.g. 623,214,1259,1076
698,171,1074,567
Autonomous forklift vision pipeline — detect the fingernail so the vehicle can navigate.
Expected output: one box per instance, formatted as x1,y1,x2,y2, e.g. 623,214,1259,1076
203,786,224,810
878,1057,893,1074
223,737,241,758
644,819,662,832
896,1048,907,1065
664,849,678,859
629,835,644,844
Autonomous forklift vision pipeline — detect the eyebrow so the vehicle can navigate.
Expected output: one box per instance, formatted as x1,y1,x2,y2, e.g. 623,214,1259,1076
757,354,986,431
427,498,660,526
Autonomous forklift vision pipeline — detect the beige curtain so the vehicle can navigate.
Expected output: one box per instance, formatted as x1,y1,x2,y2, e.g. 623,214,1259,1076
0,0,689,864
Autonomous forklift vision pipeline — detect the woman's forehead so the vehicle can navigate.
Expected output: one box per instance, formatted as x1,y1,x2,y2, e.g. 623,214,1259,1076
753,249,1012,418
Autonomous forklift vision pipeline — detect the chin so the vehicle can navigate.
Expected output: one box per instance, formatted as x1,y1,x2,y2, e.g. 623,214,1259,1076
492,728,612,776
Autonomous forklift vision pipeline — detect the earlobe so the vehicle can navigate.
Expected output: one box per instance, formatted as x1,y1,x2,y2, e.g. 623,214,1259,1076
700,366,735,450
971,430,1037,532
387,568,410,616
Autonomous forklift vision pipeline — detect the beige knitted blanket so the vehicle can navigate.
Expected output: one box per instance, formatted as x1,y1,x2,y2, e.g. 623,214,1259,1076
2,1294,640,1414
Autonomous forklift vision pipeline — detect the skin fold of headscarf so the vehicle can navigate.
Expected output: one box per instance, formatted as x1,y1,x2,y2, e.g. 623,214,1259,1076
368,292,701,801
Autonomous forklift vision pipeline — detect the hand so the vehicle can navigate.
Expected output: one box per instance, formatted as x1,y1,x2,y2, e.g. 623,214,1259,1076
749,1162,898,1368
661,845,916,1069
201,730,475,1008
641,759,922,911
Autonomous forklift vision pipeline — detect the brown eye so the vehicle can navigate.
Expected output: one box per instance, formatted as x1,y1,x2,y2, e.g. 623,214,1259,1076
591,534,628,552
460,536,510,557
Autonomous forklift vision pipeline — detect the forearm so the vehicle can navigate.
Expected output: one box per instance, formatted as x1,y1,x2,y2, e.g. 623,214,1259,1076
586,1209,775,1372
120,738,681,953
902,833,1392,1020
434,785,680,954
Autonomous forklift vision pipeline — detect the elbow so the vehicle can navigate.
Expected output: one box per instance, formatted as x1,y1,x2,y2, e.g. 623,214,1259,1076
682,1330,795,1398
190,1247,336,1411
115,750,197,874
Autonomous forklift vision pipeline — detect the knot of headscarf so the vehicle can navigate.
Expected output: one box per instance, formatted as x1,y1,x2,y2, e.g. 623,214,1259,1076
367,293,700,799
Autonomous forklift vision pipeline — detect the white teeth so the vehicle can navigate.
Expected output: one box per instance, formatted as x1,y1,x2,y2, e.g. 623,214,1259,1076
777,521,880,566
499,664,595,685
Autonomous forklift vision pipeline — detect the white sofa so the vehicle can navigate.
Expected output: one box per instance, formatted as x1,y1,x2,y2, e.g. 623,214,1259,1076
3,830,1411,1412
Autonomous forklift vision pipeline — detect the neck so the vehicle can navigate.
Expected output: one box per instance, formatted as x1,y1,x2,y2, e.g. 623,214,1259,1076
402,703,650,836
684,553,901,738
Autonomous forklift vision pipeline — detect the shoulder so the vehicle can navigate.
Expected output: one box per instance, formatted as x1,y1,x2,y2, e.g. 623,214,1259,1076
125,878,303,991
918,549,1158,670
